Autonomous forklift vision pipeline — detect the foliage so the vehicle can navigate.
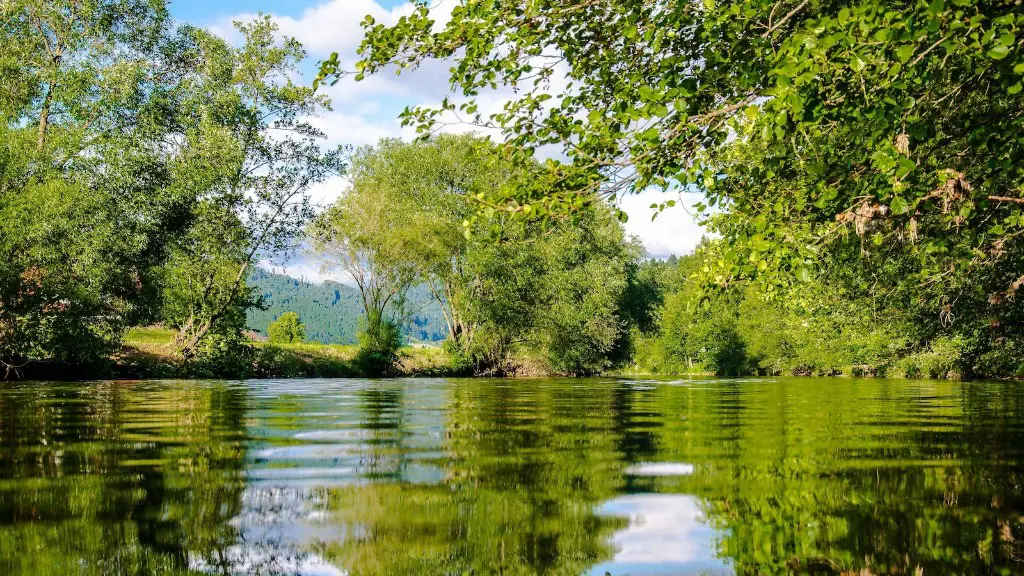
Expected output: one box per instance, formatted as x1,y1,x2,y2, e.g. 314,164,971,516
309,140,437,366
311,136,650,376
529,208,643,375
353,310,404,377
164,16,346,356
331,0,1024,378
0,3,341,375
267,312,306,344
637,241,945,378
0,1,212,374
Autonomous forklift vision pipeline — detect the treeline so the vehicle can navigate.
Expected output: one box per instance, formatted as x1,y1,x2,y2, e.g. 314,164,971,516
1,2,342,377
632,243,1024,380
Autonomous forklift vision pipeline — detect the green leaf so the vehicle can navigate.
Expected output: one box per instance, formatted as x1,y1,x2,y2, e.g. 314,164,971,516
895,45,914,63
988,44,1011,60
890,196,909,215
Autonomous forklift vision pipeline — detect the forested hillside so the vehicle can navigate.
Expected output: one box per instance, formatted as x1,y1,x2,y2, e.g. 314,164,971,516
246,268,446,345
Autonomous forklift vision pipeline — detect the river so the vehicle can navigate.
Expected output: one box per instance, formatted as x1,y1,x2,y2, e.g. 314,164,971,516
0,377,1021,574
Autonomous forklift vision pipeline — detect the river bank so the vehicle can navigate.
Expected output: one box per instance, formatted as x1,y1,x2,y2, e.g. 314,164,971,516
107,327,458,380
10,326,1012,382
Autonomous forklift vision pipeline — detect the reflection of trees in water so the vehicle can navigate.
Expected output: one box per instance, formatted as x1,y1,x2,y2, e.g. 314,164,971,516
319,380,657,575
0,379,1021,575
671,380,1024,575
609,382,664,495
0,381,251,575
356,385,406,480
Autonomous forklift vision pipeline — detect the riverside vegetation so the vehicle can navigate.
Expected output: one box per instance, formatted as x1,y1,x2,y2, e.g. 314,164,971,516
2,0,1024,380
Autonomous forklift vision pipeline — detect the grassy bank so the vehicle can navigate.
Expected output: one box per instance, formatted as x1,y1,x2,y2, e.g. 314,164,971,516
112,327,456,380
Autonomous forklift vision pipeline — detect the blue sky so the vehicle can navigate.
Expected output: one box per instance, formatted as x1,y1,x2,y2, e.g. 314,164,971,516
167,0,704,278
169,0,322,22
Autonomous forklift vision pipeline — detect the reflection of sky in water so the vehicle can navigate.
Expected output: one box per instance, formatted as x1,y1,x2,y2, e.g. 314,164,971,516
624,462,696,476
189,547,346,576
592,494,731,576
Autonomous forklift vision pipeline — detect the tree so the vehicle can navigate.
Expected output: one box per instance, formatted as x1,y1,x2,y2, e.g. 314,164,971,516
166,16,346,357
310,136,646,375
325,0,1024,369
309,144,429,372
267,312,306,344
322,136,524,354
0,0,221,374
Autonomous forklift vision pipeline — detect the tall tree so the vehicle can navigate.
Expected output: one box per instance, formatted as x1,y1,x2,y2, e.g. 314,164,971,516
0,0,215,373
167,16,346,356
308,144,429,362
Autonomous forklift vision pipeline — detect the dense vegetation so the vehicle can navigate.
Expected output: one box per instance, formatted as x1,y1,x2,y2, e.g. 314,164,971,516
321,0,1024,379
0,1,343,378
628,242,1023,379
2,0,1023,379
0,1,645,379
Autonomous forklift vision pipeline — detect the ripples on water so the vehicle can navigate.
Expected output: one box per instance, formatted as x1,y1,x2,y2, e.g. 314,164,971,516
0,377,1021,575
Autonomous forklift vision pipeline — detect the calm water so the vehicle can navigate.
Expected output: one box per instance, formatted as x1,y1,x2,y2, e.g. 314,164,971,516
0,378,1022,575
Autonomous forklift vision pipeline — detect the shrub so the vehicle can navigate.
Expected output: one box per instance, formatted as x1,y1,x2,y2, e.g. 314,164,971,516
894,336,969,379
190,332,254,378
354,311,402,376
974,338,1024,379
267,312,306,344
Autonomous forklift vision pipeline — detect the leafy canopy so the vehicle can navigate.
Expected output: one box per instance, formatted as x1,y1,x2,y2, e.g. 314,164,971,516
322,0,1024,310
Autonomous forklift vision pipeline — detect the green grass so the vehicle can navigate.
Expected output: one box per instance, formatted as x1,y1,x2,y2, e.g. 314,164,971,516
115,327,455,379
125,326,178,346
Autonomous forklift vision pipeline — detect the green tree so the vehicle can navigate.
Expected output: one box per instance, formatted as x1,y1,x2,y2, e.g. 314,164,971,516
309,143,428,373
167,16,346,357
267,311,306,344
0,1,221,374
310,136,647,376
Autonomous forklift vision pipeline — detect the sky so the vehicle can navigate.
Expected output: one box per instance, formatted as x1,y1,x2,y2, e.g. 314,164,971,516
167,0,706,279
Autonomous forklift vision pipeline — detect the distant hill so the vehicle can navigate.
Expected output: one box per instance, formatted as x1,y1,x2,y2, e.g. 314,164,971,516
246,268,447,345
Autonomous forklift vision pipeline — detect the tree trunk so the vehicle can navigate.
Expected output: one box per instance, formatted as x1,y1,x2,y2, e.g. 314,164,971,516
37,82,53,153
176,262,250,357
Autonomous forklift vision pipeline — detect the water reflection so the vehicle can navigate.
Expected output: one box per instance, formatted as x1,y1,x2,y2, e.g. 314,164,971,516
0,378,1021,574
595,495,726,576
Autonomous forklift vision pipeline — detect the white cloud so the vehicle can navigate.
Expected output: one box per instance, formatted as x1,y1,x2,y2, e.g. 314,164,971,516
594,494,729,575
308,108,402,148
620,189,708,258
211,0,456,58
305,175,350,209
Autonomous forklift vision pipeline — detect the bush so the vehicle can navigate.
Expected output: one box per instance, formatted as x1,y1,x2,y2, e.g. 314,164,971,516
894,335,969,379
974,338,1024,379
441,339,476,376
190,331,255,378
354,311,402,376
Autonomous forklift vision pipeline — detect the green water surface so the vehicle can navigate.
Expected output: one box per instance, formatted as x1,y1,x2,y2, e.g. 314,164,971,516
0,377,1021,575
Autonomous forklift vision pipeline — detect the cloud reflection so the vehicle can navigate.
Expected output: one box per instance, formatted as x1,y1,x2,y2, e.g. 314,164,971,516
593,494,730,576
